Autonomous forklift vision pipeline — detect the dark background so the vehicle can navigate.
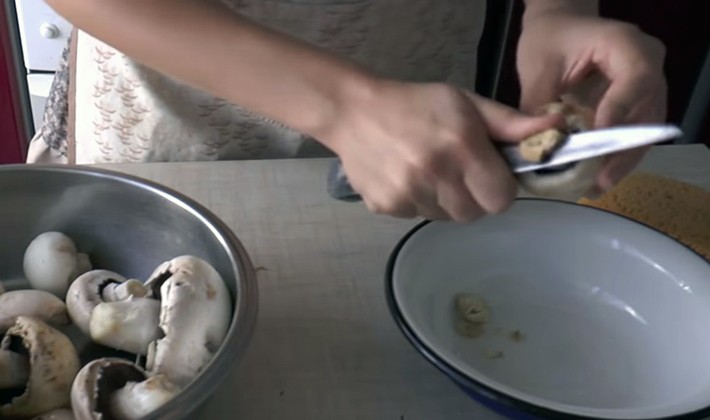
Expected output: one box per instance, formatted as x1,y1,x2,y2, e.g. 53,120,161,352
479,0,710,146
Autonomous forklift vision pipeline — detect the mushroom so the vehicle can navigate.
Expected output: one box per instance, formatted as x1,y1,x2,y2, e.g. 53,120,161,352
66,270,159,354
23,232,93,299
31,408,76,420
71,358,179,420
518,100,605,201
144,255,231,387
0,316,81,419
89,299,162,355
0,290,70,332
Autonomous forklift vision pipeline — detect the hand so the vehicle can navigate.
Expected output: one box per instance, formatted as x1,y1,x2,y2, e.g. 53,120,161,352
321,80,561,222
516,9,667,193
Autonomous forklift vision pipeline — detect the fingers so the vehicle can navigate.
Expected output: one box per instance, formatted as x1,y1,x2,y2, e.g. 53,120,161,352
469,94,564,142
518,63,564,113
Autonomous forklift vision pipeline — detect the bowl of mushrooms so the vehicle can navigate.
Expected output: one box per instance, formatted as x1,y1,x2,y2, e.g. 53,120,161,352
0,165,258,420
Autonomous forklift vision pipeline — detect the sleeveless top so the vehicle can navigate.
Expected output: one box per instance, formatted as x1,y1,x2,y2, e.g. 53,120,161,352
27,0,487,164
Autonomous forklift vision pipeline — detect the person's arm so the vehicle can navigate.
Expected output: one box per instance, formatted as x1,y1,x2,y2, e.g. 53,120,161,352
46,0,373,141
522,0,598,19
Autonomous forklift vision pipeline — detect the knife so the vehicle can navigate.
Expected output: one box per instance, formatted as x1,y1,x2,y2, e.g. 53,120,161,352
501,123,683,174
327,123,683,202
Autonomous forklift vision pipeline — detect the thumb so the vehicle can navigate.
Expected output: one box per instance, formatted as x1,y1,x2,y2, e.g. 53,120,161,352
469,94,564,143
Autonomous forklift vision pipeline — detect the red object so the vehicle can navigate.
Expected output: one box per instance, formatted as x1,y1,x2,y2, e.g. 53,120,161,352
0,3,27,164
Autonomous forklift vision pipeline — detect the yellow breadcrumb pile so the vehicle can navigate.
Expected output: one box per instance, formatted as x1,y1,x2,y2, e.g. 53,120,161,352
578,172,710,260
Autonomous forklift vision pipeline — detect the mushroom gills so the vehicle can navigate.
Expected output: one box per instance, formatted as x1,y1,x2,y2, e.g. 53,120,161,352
71,358,178,420
0,335,30,403
0,316,81,419
0,290,70,332
89,299,162,355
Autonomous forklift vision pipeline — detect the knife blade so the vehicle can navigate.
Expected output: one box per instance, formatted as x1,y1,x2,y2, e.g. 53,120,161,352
501,124,683,174
327,123,683,203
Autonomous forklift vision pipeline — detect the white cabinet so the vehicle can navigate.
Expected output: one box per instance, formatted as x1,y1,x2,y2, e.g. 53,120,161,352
14,0,71,72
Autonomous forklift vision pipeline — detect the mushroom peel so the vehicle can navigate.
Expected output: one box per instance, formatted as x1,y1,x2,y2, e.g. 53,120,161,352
0,290,70,333
66,270,149,336
89,298,162,355
31,408,76,420
71,358,179,420
0,316,81,419
518,100,604,201
23,231,93,299
144,255,231,387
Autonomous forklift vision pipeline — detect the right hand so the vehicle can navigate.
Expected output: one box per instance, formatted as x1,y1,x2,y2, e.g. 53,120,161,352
320,80,562,222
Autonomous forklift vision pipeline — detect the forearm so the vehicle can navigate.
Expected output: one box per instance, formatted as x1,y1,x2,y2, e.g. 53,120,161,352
522,0,599,21
45,0,376,141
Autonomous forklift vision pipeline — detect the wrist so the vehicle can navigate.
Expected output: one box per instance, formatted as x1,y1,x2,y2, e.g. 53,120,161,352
305,66,385,149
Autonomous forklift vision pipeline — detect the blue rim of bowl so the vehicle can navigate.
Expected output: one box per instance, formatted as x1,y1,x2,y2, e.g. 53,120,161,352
0,164,259,420
384,197,710,420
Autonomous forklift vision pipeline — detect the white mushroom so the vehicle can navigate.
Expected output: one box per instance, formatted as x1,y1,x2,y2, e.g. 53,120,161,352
89,299,162,355
518,100,605,201
144,255,231,387
31,408,76,420
0,316,81,419
23,232,92,299
65,270,148,335
71,358,179,420
0,290,70,332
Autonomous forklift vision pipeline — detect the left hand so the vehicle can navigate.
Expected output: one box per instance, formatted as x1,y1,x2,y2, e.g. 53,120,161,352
516,8,668,194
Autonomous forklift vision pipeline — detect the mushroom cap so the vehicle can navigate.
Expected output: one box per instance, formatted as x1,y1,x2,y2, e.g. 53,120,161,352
0,290,70,333
0,316,81,418
65,270,128,335
144,255,232,387
31,408,76,420
518,99,604,201
22,232,92,299
71,358,146,420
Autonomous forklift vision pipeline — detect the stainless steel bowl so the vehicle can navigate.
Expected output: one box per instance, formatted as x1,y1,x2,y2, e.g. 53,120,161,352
0,164,258,419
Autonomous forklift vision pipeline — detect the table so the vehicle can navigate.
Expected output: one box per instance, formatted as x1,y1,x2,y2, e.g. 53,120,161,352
98,144,710,420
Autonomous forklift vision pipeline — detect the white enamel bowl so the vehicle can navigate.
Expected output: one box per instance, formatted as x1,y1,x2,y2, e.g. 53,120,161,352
386,199,710,420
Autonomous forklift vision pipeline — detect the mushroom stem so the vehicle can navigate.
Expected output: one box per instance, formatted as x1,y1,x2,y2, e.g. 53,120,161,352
109,374,179,420
144,256,232,387
89,299,162,355
0,349,30,389
100,280,148,301
0,290,70,333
